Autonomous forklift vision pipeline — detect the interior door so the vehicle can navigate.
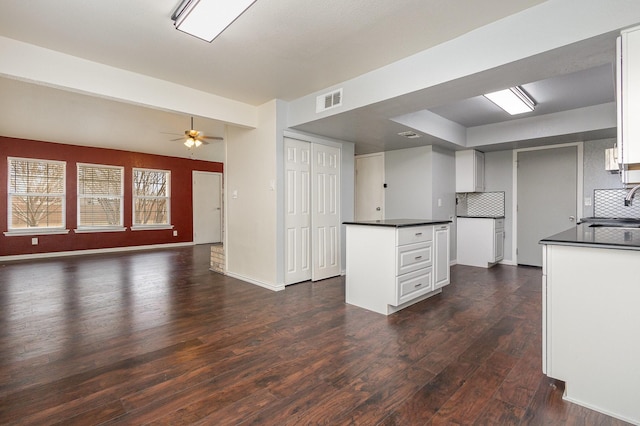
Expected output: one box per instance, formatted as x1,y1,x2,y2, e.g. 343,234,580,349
517,146,578,266
355,153,384,221
284,138,312,285
192,171,222,244
312,143,341,281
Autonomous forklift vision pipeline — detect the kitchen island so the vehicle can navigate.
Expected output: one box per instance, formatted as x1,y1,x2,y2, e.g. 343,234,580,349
540,224,640,424
344,219,451,315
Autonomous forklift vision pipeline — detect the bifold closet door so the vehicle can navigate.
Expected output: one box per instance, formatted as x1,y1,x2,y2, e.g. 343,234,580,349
284,138,312,285
311,143,341,281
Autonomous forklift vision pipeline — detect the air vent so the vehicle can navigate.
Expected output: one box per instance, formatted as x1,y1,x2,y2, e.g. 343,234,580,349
397,131,421,139
316,88,343,113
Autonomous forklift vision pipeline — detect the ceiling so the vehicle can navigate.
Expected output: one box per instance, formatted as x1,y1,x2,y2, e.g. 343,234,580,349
0,0,626,157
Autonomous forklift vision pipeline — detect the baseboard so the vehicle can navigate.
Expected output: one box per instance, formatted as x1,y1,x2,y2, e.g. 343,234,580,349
225,271,285,292
0,242,195,262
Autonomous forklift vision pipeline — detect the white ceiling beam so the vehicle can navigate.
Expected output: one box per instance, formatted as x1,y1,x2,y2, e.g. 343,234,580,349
0,36,257,129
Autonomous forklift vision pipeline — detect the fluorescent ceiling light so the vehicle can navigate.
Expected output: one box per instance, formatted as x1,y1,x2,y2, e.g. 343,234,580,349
172,0,257,42
484,86,535,115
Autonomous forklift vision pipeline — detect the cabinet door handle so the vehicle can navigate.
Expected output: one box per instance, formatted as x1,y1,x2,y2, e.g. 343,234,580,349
415,283,423,288
415,255,422,260
415,232,422,236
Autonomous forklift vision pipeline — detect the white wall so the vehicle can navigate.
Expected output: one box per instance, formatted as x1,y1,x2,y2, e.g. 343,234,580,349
225,101,279,290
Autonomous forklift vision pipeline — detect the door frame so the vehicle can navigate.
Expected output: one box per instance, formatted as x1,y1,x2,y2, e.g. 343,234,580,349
192,171,223,244
512,142,583,265
355,152,385,221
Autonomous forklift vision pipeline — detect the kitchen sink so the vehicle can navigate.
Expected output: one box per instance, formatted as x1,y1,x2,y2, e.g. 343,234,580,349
589,223,640,229
580,217,640,228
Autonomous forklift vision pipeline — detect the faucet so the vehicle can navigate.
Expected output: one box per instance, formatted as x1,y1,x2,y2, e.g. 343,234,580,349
624,184,640,206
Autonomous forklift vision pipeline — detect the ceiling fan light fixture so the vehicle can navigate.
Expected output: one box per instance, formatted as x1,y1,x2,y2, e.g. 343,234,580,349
484,86,535,115
184,137,196,148
171,0,257,43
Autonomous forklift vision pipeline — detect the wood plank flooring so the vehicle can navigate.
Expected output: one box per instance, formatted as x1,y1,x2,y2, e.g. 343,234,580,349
0,245,630,425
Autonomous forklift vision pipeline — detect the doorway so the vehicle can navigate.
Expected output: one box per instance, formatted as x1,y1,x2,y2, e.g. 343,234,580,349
355,153,385,221
192,171,222,244
514,144,582,266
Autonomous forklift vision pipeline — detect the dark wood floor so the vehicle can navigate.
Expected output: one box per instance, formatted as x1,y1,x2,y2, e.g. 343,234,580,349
0,245,630,425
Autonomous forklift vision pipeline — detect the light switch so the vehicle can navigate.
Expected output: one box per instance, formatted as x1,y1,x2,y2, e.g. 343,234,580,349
437,198,442,207
232,190,238,199
585,196,592,206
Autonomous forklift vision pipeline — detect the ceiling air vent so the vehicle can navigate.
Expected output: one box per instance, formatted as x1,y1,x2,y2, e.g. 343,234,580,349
316,88,343,113
398,131,421,139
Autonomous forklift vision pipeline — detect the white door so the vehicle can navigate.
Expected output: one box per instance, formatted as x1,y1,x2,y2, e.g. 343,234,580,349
192,171,222,244
284,138,312,285
311,143,341,281
355,153,384,221
516,145,580,266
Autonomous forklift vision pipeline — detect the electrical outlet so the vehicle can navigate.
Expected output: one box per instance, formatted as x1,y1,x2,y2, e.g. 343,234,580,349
31,237,38,245
173,230,178,237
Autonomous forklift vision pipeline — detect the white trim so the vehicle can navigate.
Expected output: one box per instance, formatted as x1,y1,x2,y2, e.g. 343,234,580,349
132,167,171,227
512,142,583,265
130,225,174,231
74,227,127,233
4,228,70,236
7,156,67,232
225,271,285,292
0,241,194,262
77,162,125,228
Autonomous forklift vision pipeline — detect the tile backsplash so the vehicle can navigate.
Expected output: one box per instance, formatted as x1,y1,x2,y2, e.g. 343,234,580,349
456,191,505,217
593,189,640,218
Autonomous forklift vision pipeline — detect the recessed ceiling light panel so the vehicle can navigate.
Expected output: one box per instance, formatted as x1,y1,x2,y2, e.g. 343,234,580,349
484,86,535,115
172,0,257,43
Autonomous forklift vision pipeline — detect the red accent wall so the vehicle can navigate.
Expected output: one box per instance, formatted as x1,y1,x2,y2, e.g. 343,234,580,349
0,136,223,257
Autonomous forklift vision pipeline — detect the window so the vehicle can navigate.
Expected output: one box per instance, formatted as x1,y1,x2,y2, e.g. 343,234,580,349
77,164,124,230
132,168,171,228
7,157,66,232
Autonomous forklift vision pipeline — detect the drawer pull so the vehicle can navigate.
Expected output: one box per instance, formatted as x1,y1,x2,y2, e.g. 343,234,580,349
415,232,422,236
415,283,423,288
415,255,422,260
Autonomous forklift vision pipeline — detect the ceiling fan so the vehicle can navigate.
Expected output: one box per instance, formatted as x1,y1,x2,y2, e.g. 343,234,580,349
170,116,223,148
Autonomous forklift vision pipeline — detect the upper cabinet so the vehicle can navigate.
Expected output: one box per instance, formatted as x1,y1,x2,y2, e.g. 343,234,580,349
617,26,640,183
455,150,484,193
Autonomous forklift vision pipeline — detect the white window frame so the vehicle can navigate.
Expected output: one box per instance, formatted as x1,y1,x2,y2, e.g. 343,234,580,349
131,168,172,230
75,163,126,233
5,156,69,236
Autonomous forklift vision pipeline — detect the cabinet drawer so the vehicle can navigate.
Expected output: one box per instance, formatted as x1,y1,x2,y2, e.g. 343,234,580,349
398,226,432,246
397,242,432,275
394,267,433,306
495,218,505,229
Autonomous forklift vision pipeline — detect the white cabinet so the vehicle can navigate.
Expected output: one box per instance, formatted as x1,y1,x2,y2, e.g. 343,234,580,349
455,150,484,192
433,224,450,289
542,244,640,424
456,217,504,268
617,26,640,183
345,223,450,315
618,27,640,166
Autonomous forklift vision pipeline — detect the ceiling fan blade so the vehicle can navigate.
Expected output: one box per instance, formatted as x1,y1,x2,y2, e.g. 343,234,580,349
202,136,224,140
170,137,185,141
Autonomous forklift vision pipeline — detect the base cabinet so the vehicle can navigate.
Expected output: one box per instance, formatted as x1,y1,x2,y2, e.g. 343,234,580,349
345,223,450,315
456,217,504,268
542,244,640,424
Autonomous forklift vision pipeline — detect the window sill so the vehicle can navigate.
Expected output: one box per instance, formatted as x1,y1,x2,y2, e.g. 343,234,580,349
4,229,70,237
74,227,127,234
130,225,174,231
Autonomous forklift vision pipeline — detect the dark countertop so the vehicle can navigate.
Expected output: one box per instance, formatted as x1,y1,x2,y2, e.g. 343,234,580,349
343,219,451,228
540,224,640,251
457,215,505,219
